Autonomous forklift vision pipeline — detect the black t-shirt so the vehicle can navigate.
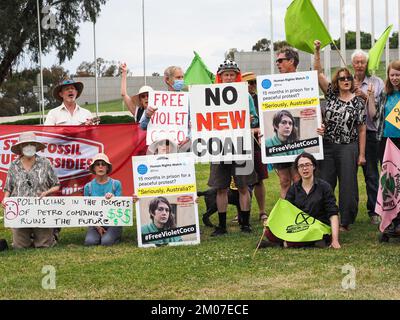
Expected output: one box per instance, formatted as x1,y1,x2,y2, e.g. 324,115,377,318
285,178,338,225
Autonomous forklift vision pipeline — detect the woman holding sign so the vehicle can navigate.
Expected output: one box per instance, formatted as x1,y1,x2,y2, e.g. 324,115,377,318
1,132,60,249
84,153,123,246
259,153,340,249
314,40,366,232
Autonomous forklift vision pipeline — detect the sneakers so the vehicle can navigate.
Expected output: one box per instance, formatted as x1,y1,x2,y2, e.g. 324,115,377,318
240,225,252,233
211,227,227,237
370,215,381,225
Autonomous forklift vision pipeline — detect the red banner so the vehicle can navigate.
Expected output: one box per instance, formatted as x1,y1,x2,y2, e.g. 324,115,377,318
0,124,147,200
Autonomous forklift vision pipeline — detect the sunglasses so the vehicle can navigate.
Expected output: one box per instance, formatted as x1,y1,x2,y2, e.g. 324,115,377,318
338,76,353,82
94,161,108,167
276,58,290,64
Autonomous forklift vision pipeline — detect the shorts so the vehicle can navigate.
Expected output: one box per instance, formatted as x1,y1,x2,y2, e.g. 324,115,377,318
208,161,257,189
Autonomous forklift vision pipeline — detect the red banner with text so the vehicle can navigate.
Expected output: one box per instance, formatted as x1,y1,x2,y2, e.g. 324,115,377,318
0,124,147,200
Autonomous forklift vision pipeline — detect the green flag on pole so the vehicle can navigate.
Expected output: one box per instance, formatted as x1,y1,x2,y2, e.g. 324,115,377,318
368,25,393,74
184,51,215,85
266,199,331,242
285,0,333,54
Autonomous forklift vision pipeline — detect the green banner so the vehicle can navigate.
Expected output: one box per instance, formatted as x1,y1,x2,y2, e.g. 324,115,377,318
285,0,333,54
368,25,393,74
267,199,331,242
184,51,215,85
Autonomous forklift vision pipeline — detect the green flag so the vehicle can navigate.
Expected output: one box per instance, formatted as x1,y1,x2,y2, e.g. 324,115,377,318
285,0,333,54
368,25,393,74
266,199,331,242
184,51,215,85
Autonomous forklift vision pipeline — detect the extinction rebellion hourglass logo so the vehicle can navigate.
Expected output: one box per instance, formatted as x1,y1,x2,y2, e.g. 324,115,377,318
378,160,400,211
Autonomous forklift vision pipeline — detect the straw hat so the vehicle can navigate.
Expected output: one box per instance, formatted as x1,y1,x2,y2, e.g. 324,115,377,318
242,72,256,82
11,132,46,155
89,153,112,174
52,79,84,102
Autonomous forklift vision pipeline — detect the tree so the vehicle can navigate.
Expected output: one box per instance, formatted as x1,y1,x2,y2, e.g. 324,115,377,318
75,58,120,77
152,72,160,76
331,30,374,49
0,65,69,116
390,32,398,49
0,0,107,86
273,40,290,51
225,48,238,61
252,38,271,51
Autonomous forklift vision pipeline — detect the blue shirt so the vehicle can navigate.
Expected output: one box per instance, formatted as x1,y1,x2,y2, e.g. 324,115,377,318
383,90,400,138
83,178,122,197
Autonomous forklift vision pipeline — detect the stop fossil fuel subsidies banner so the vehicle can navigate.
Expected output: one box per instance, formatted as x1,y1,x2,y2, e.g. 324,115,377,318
0,124,147,199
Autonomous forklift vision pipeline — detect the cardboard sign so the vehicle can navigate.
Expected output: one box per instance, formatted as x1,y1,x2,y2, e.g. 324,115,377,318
147,91,189,145
4,196,133,228
189,83,252,162
132,153,200,248
257,70,324,164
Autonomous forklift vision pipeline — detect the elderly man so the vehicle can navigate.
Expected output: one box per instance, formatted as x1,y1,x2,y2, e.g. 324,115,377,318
140,66,185,129
45,79,97,125
274,47,301,198
352,50,384,225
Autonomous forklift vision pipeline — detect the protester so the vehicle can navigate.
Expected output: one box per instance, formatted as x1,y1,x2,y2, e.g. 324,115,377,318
208,59,259,236
242,72,269,222
374,60,400,162
259,152,340,249
314,40,366,232
120,62,153,123
147,138,178,155
45,79,98,125
352,50,384,225
141,196,183,245
45,79,99,241
266,110,305,156
84,153,123,246
1,132,60,249
274,47,302,198
140,66,185,130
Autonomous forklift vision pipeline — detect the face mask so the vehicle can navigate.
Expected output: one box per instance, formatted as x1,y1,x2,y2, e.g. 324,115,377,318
22,145,36,157
172,79,185,91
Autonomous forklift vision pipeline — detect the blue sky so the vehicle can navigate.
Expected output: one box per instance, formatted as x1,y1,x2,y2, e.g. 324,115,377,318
22,0,398,76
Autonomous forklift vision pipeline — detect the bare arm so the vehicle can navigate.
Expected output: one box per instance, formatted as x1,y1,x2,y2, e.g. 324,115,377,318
39,185,60,199
314,40,329,95
357,124,367,166
329,215,340,249
1,191,10,208
120,63,137,116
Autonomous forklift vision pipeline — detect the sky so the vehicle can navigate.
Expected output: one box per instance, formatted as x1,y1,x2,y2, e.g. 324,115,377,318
27,0,399,77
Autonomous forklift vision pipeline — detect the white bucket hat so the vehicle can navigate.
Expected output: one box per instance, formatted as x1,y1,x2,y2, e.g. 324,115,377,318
147,138,178,155
89,153,112,174
132,85,154,106
11,132,46,155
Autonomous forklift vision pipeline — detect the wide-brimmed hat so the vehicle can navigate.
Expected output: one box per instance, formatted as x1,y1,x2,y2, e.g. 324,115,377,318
132,85,153,106
52,79,84,102
11,132,46,155
89,153,112,174
242,72,256,82
147,138,178,155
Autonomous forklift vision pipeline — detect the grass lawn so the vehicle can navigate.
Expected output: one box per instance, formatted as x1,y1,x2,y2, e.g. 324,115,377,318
1,163,399,300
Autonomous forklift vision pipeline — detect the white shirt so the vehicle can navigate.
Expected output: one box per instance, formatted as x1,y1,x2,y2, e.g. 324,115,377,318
44,103,93,125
